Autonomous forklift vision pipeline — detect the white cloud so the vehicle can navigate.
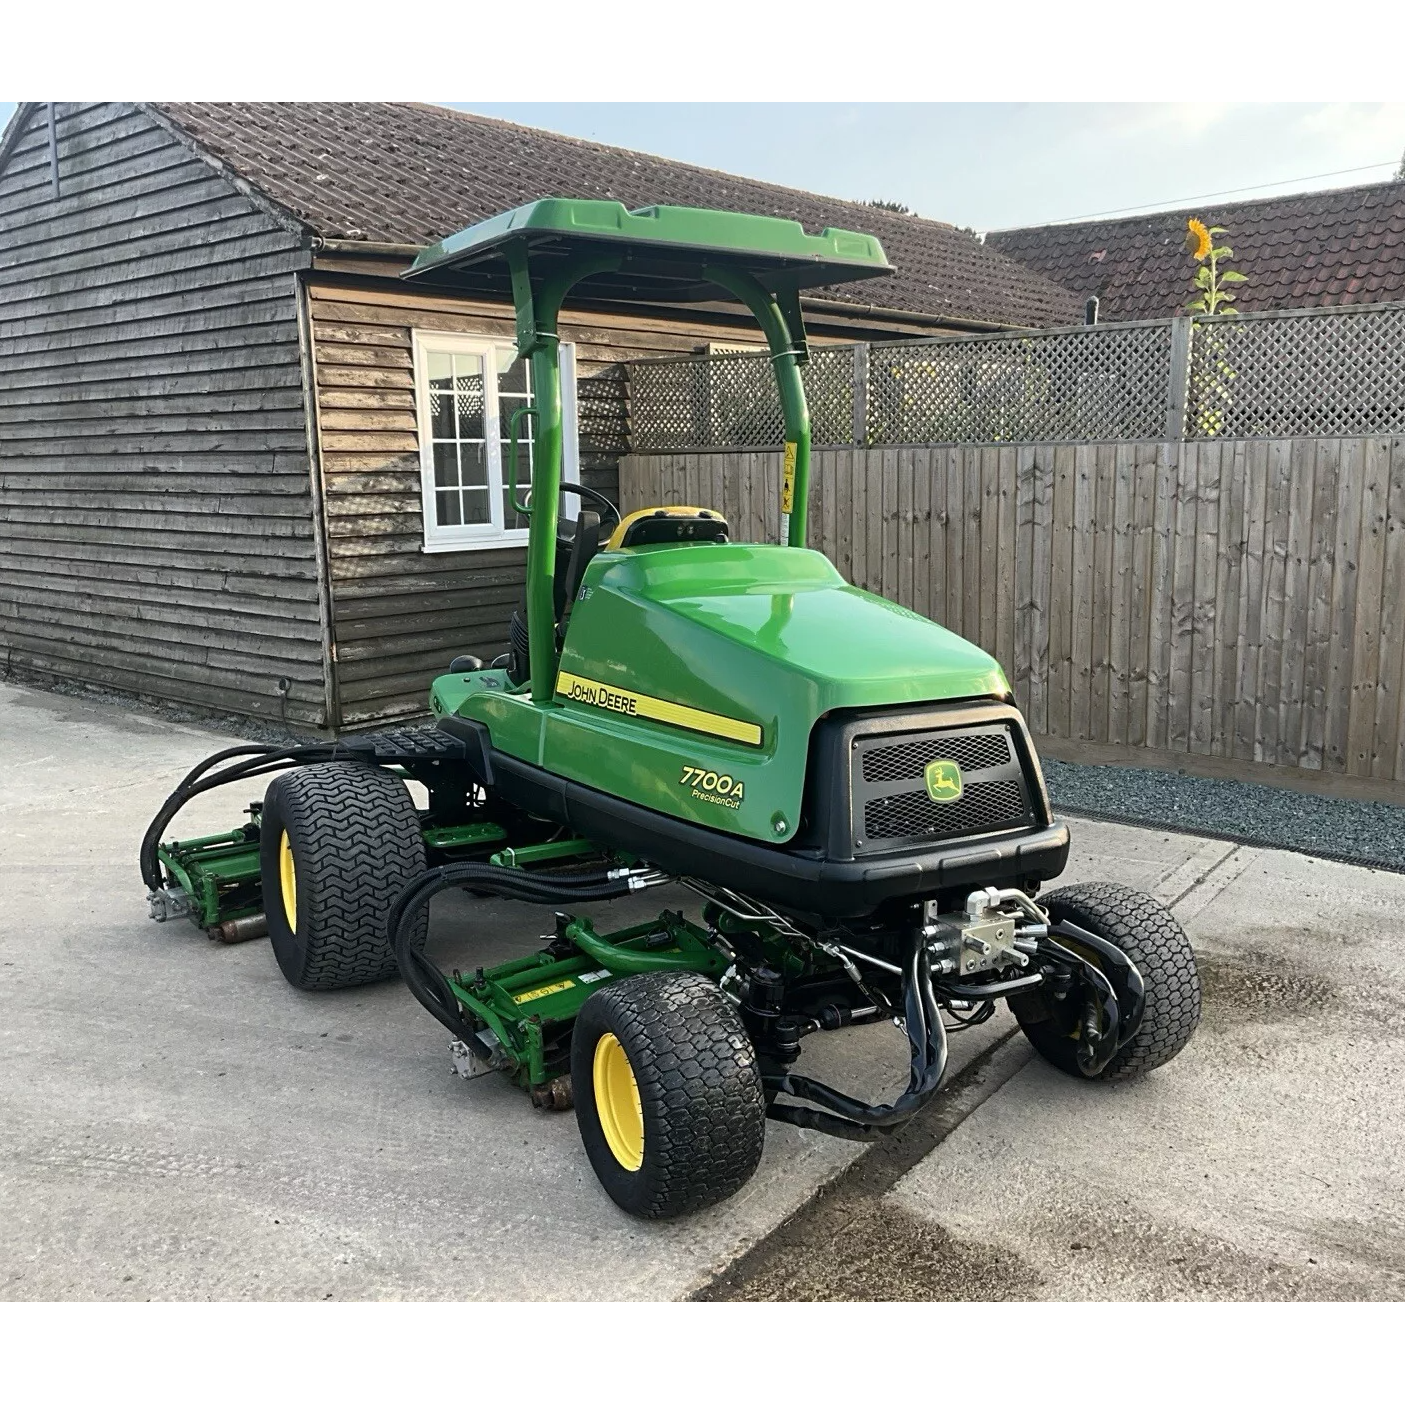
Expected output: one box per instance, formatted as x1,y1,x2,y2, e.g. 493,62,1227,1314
1292,103,1405,162
1124,101,1241,140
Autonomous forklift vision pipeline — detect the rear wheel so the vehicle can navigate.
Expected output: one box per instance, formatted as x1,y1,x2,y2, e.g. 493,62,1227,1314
259,762,427,991
571,971,766,1219
1011,881,1201,1081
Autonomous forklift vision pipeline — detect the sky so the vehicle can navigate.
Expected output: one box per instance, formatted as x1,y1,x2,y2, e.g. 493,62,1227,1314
4,101,1404,232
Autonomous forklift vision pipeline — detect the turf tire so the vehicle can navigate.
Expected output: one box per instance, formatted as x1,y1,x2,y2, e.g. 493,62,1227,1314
1011,881,1201,1081
572,971,766,1219
260,761,427,992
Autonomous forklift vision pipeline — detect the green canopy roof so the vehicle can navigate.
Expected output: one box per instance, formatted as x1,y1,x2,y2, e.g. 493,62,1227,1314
402,199,892,303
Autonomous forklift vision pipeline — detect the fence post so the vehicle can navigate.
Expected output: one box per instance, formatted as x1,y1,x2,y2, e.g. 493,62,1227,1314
1166,317,1192,440
852,343,869,446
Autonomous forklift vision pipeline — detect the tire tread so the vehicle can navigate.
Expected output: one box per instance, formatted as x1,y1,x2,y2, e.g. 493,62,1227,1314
573,971,765,1219
262,762,426,991
1026,881,1201,1081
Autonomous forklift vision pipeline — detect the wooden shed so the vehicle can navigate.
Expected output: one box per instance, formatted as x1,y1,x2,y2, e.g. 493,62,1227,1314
0,101,1079,731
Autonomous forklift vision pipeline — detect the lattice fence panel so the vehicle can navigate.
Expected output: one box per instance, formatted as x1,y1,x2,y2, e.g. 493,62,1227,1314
629,304,1405,450
1186,304,1405,439
630,346,857,450
867,323,1174,444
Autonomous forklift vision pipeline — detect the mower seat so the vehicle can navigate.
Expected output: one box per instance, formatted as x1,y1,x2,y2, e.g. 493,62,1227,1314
561,510,601,624
505,511,611,682
606,506,729,550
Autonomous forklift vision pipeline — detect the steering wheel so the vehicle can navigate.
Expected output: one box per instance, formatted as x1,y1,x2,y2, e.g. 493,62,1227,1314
556,482,622,537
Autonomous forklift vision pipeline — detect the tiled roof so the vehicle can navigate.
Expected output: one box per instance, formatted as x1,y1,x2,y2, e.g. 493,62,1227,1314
153,102,1080,330
987,180,1405,322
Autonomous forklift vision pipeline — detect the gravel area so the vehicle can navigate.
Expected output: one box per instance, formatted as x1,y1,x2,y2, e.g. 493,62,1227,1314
1044,756,1405,874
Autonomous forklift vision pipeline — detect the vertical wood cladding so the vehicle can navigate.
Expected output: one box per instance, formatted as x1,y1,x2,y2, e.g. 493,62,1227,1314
0,102,323,725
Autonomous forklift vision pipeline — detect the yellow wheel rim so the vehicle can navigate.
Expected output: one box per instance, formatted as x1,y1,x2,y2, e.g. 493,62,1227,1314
593,1032,644,1171
278,830,297,934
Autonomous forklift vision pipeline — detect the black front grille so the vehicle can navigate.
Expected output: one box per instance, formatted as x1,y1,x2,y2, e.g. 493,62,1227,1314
799,702,1048,863
849,717,1037,851
861,731,1012,782
863,779,1027,841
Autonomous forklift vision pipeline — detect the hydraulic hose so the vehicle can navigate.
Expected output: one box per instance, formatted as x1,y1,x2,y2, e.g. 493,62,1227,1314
386,860,639,1047
139,740,353,890
764,929,949,1141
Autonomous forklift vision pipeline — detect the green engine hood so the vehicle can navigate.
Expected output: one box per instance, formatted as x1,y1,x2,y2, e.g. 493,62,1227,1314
439,543,1009,845
566,543,1004,713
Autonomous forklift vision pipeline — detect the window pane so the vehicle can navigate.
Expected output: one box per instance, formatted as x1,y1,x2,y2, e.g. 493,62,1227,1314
462,488,491,525
456,395,485,441
451,351,484,391
452,355,486,439
496,347,528,395
503,488,531,531
424,362,452,438
458,351,491,390
433,441,459,487
460,441,488,488
436,490,461,527
430,391,455,442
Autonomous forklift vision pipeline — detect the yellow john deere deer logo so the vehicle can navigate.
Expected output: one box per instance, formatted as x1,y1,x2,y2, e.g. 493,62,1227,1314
924,759,963,804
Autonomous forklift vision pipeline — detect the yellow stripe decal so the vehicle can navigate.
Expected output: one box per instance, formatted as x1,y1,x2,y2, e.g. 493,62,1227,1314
555,670,762,747
512,979,575,1005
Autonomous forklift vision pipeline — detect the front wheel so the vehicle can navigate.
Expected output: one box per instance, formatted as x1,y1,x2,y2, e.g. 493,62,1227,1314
571,971,766,1219
1011,881,1201,1081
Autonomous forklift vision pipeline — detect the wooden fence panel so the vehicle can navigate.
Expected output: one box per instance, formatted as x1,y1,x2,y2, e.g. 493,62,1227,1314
1375,438,1405,781
1127,442,1157,750
620,436,1405,794
1323,436,1363,772
1234,439,1271,763
1348,438,1391,776
1256,439,1293,763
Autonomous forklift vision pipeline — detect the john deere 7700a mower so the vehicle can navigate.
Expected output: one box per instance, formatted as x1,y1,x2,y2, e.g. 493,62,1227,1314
142,201,1201,1219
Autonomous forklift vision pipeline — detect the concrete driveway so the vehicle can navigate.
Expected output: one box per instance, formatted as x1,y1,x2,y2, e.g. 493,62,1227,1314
705,823,1405,1300
2,680,1402,1300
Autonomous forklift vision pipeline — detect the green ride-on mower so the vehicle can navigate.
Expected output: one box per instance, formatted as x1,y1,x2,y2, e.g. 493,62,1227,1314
142,200,1201,1219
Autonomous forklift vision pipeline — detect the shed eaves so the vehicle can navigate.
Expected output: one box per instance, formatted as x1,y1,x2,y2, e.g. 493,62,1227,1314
987,180,1405,322
152,101,1081,330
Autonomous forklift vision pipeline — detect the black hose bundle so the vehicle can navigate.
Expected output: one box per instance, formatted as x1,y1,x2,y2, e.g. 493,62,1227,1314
386,860,636,1050
139,741,355,891
764,929,949,1142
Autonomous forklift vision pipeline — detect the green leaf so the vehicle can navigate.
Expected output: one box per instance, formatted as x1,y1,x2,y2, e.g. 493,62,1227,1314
1212,245,1234,259
1217,291,1237,303
1219,270,1248,282
1208,226,1229,235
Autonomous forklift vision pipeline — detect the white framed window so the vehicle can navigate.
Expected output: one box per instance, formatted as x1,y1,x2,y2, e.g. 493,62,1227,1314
412,332,579,552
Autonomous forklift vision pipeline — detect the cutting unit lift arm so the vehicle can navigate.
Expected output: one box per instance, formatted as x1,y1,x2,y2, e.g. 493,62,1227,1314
142,200,1199,1221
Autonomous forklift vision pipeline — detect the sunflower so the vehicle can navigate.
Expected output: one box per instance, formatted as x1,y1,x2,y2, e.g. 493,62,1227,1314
1186,218,1212,262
